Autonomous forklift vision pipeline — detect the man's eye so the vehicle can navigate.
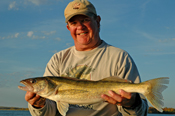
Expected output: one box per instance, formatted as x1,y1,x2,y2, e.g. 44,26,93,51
71,22,77,25
83,18,90,22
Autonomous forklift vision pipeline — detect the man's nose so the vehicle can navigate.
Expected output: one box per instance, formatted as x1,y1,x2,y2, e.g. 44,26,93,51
77,22,85,29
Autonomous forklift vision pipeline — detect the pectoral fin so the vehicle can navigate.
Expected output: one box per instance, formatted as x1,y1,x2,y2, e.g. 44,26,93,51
56,101,69,116
54,85,61,95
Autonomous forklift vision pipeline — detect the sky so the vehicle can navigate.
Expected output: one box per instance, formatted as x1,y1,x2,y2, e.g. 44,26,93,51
0,0,175,109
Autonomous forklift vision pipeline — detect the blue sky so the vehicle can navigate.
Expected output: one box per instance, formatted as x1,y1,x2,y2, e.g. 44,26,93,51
0,0,175,108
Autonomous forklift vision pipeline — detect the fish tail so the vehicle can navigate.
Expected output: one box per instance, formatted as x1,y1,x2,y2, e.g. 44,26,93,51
142,77,169,112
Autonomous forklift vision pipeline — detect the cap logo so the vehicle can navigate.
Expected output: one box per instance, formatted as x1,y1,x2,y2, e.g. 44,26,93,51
73,3,80,9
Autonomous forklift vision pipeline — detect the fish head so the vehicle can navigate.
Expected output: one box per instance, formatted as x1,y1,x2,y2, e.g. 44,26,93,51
18,77,48,93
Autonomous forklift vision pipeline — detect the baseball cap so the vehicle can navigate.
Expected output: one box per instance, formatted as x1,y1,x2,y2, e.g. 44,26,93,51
64,0,97,23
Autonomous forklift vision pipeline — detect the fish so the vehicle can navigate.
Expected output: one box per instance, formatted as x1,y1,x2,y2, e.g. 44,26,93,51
18,76,169,116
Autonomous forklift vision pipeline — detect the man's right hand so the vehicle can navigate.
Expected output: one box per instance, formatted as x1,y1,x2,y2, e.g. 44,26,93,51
25,91,46,108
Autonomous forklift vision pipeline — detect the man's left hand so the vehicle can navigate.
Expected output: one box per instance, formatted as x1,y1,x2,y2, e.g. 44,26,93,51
101,89,136,108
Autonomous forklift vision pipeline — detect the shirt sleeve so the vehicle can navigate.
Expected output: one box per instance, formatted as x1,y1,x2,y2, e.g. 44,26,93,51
43,54,60,77
116,52,148,115
28,99,61,116
28,54,61,116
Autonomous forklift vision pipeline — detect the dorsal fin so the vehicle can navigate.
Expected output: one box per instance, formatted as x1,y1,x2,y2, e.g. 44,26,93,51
100,76,132,83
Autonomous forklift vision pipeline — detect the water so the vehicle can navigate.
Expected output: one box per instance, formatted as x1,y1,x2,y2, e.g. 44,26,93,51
0,110,31,116
0,110,174,116
148,114,175,116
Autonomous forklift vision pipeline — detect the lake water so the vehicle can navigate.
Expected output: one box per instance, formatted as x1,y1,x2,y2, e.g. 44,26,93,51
148,114,175,116
0,110,31,116
0,110,174,116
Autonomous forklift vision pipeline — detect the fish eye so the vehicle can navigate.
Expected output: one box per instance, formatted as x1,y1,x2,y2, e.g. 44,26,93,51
30,79,36,83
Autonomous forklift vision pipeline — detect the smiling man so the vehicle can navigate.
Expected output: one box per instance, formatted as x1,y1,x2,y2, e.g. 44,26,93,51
67,14,101,51
25,0,148,115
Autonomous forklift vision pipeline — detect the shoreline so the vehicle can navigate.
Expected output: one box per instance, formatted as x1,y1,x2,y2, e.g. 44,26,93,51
1,106,175,114
0,106,28,111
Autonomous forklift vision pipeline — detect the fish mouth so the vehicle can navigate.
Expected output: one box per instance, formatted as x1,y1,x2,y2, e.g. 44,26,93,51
18,80,34,92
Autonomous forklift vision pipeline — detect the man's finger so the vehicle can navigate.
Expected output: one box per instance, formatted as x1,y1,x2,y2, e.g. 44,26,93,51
101,94,117,105
29,95,41,105
119,89,132,99
108,90,122,103
25,91,36,101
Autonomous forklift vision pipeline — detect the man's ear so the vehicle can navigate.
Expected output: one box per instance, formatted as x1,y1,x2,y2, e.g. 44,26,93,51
96,15,101,28
66,24,70,30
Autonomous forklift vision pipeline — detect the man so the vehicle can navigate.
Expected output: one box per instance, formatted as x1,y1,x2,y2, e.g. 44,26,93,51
25,0,148,115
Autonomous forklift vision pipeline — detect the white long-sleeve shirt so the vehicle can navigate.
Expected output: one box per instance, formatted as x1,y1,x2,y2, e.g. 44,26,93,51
28,41,148,116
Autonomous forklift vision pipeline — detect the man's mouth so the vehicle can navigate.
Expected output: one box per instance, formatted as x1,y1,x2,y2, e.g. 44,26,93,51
78,32,88,35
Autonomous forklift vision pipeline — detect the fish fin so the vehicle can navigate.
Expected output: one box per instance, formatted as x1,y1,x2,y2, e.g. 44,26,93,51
100,76,132,83
56,101,69,116
54,85,61,95
142,77,169,112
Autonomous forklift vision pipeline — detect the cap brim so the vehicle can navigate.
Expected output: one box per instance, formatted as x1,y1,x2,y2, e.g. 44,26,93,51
65,12,94,23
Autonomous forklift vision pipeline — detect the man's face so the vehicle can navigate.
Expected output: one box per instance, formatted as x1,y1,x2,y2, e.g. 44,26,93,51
67,15,101,51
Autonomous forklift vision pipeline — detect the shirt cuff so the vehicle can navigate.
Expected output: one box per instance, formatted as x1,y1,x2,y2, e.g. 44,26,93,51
118,94,148,116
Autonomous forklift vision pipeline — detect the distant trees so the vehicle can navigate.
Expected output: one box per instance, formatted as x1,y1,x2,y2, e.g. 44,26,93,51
0,107,28,111
1,106,175,114
148,107,175,114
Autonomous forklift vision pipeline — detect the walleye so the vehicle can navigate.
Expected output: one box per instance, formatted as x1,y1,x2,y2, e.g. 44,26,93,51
18,76,169,116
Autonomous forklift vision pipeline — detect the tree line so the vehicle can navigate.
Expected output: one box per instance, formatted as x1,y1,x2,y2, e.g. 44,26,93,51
148,107,175,114
0,106,28,111
0,106,175,113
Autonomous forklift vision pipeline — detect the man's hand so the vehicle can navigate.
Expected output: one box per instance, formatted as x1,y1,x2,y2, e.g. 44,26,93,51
101,89,136,108
25,91,46,108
